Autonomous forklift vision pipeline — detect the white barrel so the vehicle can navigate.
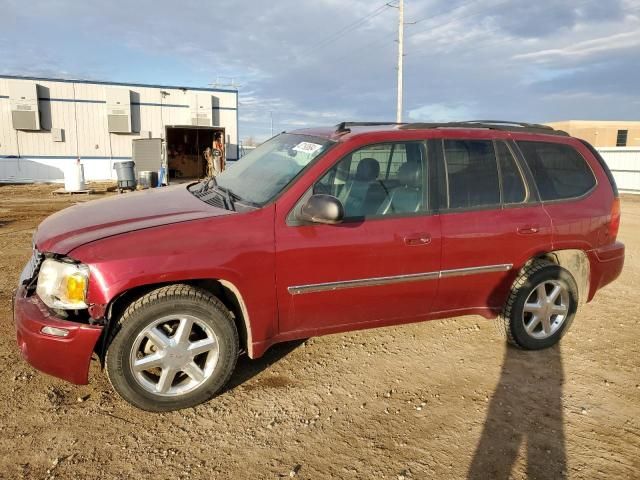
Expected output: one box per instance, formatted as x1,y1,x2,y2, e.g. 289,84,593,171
64,161,86,192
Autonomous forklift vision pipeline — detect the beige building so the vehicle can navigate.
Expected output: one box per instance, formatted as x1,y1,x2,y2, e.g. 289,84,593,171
545,120,640,148
0,75,239,183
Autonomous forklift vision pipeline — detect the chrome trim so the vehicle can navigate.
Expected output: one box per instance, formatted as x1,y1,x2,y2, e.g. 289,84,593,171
288,263,512,295
438,263,512,278
288,271,440,295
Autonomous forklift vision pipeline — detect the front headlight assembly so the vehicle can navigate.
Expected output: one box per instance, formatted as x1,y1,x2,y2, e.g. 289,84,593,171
36,258,90,309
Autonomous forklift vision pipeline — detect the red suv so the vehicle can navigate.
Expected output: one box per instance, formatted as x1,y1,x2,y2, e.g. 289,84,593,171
14,121,624,411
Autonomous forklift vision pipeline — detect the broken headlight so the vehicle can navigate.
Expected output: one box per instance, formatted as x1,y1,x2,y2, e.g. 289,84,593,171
36,259,90,309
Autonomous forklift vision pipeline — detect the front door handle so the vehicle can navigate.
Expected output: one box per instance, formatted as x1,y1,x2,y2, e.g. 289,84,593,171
517,225,540,235
404,234,431,246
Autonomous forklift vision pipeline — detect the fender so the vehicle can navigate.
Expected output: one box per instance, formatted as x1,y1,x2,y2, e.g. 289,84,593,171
68,205,279,357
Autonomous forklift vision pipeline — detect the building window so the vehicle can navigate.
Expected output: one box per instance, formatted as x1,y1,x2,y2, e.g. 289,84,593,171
616,130,628,147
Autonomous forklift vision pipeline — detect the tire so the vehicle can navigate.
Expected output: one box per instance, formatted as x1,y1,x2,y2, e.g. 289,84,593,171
105,284,238,411
502,260,578,350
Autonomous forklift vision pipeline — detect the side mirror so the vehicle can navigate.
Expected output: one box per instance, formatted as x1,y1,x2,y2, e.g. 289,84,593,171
297,194,344,225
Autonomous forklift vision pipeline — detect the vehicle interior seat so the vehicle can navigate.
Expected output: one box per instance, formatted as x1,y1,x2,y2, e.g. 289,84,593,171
525,149,558,200
377,162,423,215
447,143,499,208
338,158,387,216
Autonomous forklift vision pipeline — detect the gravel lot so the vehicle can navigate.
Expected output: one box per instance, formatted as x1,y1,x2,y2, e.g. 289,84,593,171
0,184,638,479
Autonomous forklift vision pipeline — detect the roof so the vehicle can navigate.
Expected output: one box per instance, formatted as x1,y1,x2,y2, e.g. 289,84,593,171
292,120,569,141
0,74,238,94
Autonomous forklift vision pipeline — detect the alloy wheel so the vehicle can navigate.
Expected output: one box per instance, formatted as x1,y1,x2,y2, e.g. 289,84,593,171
129,314,219,396
522,280,570,340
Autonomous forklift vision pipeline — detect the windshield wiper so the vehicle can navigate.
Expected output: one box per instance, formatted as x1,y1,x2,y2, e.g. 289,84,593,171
197,176,217,194
214,185,236,211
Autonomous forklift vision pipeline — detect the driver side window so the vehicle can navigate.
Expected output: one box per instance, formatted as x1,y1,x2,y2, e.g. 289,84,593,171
314,142,427,218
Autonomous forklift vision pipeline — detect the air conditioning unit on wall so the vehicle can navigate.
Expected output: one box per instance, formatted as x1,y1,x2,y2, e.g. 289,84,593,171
189,93,213,127
9,81,40,130
106,88,132,133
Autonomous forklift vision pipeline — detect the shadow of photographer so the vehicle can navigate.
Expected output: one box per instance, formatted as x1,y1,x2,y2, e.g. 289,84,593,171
468,343,567,479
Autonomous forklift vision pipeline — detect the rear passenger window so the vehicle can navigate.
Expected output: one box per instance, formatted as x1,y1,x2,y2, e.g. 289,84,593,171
496,142,527,204
444,140,500,209
517,141,596,201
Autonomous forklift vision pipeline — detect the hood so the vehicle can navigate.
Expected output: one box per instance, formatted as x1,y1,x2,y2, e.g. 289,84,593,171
35,184,232,254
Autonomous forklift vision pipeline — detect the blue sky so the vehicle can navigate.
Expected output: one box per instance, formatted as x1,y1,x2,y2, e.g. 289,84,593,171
1,0,639,141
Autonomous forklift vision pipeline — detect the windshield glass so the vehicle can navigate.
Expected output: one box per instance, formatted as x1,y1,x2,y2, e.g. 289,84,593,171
215,133,333,205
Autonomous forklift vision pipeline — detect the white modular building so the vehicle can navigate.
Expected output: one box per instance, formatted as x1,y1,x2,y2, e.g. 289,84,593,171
0,75,238,183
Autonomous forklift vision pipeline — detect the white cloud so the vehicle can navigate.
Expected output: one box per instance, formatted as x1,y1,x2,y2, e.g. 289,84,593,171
2,0,640,139
513,30,640,63
408,103,476,122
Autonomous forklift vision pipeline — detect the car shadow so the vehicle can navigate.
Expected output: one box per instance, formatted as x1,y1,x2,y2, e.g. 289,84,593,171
222,339,305,392
468,343,566,479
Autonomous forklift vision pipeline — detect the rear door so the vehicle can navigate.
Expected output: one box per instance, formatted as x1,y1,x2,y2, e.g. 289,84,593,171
435,138,553,314
275,141,442,335
516,139,604,250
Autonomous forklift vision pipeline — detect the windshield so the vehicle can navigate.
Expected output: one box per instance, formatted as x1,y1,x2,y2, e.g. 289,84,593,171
215,133,333,205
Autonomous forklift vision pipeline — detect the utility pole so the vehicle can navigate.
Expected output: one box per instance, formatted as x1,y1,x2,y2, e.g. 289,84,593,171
396,0,404,123
270,111,274,137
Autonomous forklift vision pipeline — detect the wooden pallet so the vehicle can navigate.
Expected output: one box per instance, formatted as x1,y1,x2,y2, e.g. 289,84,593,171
51,188,94,196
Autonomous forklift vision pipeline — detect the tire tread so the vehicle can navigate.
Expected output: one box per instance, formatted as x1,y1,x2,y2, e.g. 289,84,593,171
501,259,555,348
105,284,238,411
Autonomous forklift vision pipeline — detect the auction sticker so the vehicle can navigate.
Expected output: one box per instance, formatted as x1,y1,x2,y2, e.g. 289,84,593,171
293,142,323,154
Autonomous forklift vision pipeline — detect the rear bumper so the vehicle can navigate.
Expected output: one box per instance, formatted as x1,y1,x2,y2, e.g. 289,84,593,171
13,286,103,385
587,241,625,302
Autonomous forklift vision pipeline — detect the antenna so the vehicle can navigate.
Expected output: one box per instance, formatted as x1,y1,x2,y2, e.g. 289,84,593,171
209,77,240,89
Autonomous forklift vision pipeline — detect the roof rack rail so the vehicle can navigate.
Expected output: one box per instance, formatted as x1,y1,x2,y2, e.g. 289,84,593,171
399,121,568,136
466,120,554,130
335,121,405,133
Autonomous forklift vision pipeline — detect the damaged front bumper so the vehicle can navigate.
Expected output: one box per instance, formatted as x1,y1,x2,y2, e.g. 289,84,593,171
13,285,103,385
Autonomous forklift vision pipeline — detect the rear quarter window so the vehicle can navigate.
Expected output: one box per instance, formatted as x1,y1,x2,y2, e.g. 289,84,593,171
517,141,596,201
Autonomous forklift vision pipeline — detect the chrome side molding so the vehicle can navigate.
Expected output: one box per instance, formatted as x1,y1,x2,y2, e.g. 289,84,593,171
438,263,512,278
288,263,512,295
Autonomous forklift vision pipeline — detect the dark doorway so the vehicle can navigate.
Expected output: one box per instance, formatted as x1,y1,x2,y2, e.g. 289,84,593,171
165,126,224,182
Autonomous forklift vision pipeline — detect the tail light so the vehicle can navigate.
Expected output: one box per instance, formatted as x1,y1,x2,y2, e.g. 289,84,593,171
609,197,621,241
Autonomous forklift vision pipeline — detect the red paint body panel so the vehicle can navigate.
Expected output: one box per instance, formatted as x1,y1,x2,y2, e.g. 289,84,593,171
437,205,553,312
71,205,279,356
13,124,626,385
35,184,231,254
587,242,625,301
275,215,442,334
13,286,103,385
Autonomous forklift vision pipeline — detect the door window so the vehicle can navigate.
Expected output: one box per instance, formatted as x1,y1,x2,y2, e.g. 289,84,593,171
444,139,500,209
314,142,427,218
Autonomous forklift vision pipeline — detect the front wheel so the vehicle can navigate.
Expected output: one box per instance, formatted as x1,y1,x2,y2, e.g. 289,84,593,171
106,285,238,411
502,260,578,350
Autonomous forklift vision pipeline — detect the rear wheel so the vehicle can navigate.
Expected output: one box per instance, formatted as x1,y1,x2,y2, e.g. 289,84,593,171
106,285,238,411
502,260,578,350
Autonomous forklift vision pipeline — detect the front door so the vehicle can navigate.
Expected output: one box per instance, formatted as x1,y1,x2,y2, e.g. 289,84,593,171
275,141,442,336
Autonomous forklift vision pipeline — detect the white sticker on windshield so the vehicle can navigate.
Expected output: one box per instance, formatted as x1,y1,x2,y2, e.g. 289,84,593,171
293,142,323,155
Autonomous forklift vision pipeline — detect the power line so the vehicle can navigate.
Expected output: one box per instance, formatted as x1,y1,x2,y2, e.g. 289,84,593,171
301,2,397,55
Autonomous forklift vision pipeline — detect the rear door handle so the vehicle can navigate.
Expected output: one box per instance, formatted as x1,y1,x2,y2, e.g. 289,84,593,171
404,233,431,246
517,225,540,235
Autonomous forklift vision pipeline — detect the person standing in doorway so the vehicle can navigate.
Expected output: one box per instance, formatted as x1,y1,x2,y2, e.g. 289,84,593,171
212,132,225,175
204,147,215,178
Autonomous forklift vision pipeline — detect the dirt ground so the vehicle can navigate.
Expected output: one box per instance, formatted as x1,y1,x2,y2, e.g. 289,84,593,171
0,183,638,479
